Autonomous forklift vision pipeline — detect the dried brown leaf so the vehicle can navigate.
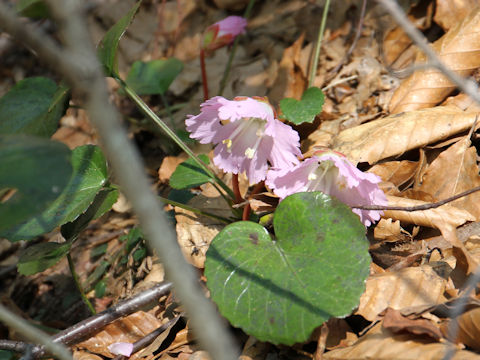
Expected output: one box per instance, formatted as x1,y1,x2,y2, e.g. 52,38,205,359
357,265,447,322
369,160,418,188
333,107,477,164
76,311,163,357
323,322,480,360
175,184,229,268
382,307,443,341
445,307,480,350
434,0,480,30
383,195,475,229
389,8,480,113
418,137,480,220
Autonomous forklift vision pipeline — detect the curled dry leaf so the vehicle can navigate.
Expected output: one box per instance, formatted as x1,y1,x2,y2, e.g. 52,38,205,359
389,8,480,113
332,107,477,164
383,195,475,229
443,306,480,350
323,322,480,360
418,137,480,220
356,265,447,322
382,307,443,341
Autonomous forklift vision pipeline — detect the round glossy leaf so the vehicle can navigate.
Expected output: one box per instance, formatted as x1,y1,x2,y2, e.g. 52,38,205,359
205,192,370,345
0,135,72,233
2,145,109,241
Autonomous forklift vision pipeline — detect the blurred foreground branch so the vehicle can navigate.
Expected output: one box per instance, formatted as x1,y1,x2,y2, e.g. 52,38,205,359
0,2,239,360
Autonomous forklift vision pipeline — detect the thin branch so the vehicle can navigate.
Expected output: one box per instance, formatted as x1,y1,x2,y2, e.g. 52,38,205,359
377,0,480,105
352,185,480,211
0,282,173,357
0,304,72,360
0,2,239,360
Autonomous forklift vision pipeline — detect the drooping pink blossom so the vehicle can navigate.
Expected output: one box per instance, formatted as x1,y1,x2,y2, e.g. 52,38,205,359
186,96,301,184
202,16,247,53
266,151,387,227
108,342,134,357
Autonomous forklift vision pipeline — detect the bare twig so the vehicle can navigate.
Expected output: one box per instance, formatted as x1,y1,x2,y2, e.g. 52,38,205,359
329,0,367,76
0,282,173,357
0,304,72,360
352,185,480,211
0,2,239,360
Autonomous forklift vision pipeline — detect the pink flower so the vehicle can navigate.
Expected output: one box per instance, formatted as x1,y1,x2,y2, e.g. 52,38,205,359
266,151,387,227
186,96,301,184
108,342,134,357
202,16,247,53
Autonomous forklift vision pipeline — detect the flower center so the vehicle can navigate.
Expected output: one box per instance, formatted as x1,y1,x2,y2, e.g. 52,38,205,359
221,117,266,158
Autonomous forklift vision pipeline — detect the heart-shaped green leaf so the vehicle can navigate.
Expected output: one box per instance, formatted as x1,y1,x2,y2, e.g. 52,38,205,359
97,1,142,76
17,242,72,275
0,135,72,232
126,58,183,95
279,87,324,125
0,77,69,137
205,192,370,345
1,145,109,241
169,154,212,189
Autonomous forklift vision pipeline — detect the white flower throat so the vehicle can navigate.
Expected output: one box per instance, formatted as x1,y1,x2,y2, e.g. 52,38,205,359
221,117,266,158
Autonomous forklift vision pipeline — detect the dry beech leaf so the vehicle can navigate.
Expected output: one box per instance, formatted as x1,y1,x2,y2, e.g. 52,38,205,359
434,0,480,30
76,311,163,358
383,195,475,229
268,33,306,104
323,322,480,360
382,307,443,341
444,307,480,350
389,8,480,113
369,160,418,188
418,137,480,220
333,107,477,164
356,265,446,322
239,336,270,360
175,183,230,268
383,24,414,67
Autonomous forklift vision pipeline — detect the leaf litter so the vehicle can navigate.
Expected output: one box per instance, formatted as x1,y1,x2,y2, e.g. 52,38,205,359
5,0,480,359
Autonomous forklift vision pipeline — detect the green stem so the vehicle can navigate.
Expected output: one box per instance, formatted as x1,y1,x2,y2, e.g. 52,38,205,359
160,195,232,223
218,0,256,96
117,77,235,200
67,253,96,315
308,0,331,88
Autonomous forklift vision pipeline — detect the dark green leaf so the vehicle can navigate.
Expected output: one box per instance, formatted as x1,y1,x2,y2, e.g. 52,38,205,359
0,135,72,233
97,1,142,76
205,192,370,345
0,78,69,137
279,87,324,125
169,154,212,189
125,227,143,252
133,247,146,262
16,0,49,18
60,186,118,241
126,58,183,95
2,145,109,241
95,279,107,298
0,350,15,360
17,242,72,275
91,243,108,259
